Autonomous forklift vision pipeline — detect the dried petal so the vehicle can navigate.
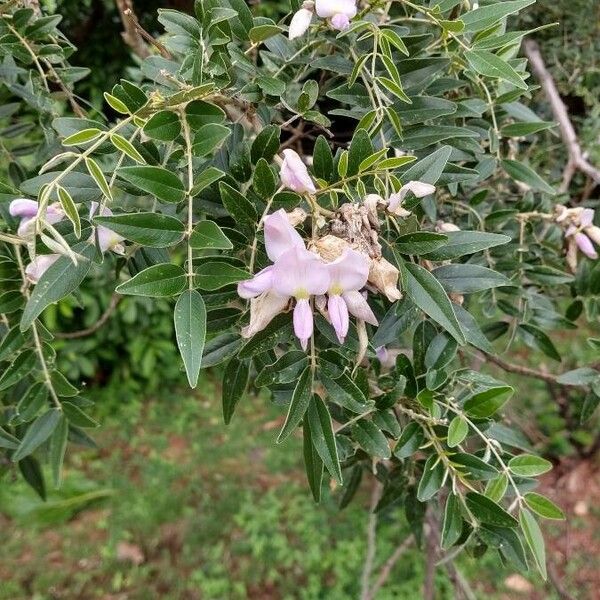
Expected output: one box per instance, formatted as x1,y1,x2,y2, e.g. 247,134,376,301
368,257,402,301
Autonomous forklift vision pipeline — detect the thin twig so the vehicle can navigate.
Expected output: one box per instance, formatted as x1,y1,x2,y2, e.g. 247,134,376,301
423,508,437,600
365,535,414,600
54,294,121,339
482,351,559,384
115,0,171,59
523,39,600,192
360,477,382,600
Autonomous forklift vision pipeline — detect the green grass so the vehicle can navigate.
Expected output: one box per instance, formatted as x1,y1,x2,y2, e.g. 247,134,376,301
0,372,572,599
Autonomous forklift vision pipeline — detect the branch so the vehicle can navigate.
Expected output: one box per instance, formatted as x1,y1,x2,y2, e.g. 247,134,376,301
55,294,121,339
423,508,437,600
482,352,559,384
360,477,382,600
365,535,414,600
523,40,600,192
115,0,171,59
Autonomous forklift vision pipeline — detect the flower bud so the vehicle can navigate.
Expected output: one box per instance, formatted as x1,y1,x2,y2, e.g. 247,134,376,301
289,8,313,39
280,149,316,194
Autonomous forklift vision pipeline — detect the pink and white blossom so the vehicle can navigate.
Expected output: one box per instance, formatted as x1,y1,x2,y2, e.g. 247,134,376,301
562,207,599,261
280,149,316,194
325,249,377,343
24,253,60,283
387,181,436,216
90,202,125,254
9,198,64,237
315,0,357,30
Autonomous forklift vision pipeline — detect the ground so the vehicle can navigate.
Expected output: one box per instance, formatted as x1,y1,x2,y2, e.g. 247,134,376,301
0,373,598,599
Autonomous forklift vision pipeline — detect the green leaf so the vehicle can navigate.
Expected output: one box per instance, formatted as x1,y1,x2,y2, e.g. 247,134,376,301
94,212,184,247
16,382,48,423
423,231,511,261
401,145,452,185
557,368,599,385
56,186,80,238
255,351,308,387
143,110,181,141
395,232,447,255
110,133,145,163
433,264,512,294
219,182,258,226
313,135,334,181
524,492,565,520
251,125,281,164
452,453,498,480
116,264,186,297
222,358,249,424
519,508,547,579
49,415,68,489
581,392,600,424
485,474,509,502
252,158,276,199
18,456,46,501
463,386,514,418
62,128,102,146
508,454,552,477
21,244,95,331
501,121,555,136
189,221,232,250
12,409,62,462
0,351,35,393
352,420,391,459
104,91,130,114
466,492,518,528
307,395,342,484
257,76,285,96
191,166,225,195
465,50,528,90
277,366,312,443
502,159,555,194
402,262,465,344
186,100,225,129
85,157,112,200
461,0,535,32
0,426,20,450
238,313,292,359
394,422,425,459
518,323,561,361
303,418,324,503
320,372,370,413
377,156,416,169
249,24,283,42
380,28,409,56
442,494,463,549
192,123,231,156
447,416,468,448
478,525,528,571
195,262,249,291
119,166,185,203
174,290,207,388
417,454,445,501
347,129,374,176
62,402,99,428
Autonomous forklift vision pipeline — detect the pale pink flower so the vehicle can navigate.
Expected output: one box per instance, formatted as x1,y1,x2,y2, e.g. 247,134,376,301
90,203,125,254
263,208,305,261
25,254,60,283
271,246,330,349
315,0,357,30
387,181,436,216
280,149,316,194
563,207,599,261
575,232,598,259
289,7,313,39
9,198,64,237
325,249,377,343
238,266,275,299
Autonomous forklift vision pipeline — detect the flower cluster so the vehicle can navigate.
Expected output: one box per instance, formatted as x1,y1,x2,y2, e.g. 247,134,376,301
238,209,377,350
288,0,357,39
555,205,600,270
9,198,124,283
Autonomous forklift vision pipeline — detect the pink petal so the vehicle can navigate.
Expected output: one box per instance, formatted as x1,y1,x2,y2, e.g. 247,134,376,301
401,181,436,199
293,298,313,350
263,209,305,262
342,290,378,325
330,13,350,30
315,0,357,18
580,208,595,228
90,201,113,219
9,198,38,218
96,225,125,253
237,265,274,299
280,149,316,194
242,291,289,338
272,246,330,298
328,294,349,343
25,254,60,283
327,248,369,293
575,232,598,259
289,7,313,39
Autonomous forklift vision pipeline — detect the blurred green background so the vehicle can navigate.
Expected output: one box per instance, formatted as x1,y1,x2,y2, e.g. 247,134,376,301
1,0,599,598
